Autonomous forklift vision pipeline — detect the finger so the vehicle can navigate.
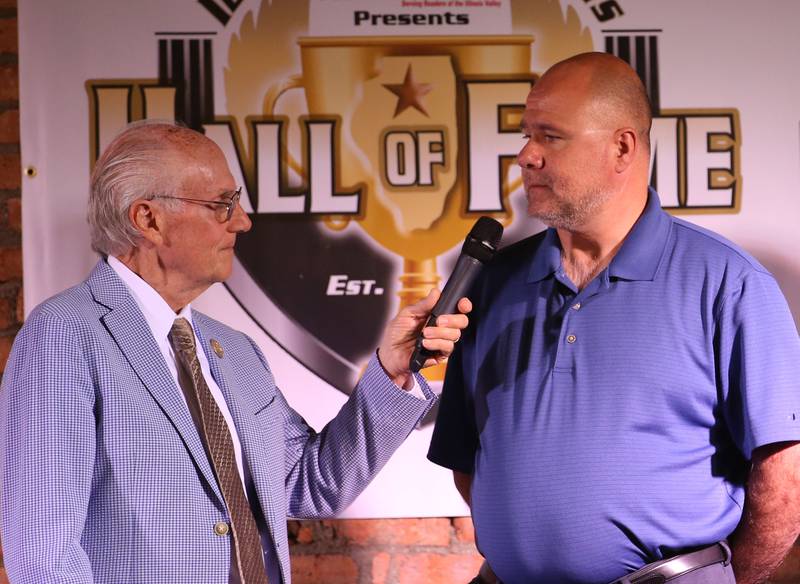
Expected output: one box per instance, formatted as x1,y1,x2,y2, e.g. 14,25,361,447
421,337,456,356
405,288,441,317
423,326,462,343
457,297,473,314
433,313,469,330
423,355,448,369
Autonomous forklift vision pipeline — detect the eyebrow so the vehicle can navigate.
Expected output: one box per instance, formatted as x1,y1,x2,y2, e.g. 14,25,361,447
519,121,565,134
214,188,238,200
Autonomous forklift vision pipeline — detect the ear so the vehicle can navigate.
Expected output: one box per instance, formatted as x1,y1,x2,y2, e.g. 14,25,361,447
613,128,638,173
128,199,164,246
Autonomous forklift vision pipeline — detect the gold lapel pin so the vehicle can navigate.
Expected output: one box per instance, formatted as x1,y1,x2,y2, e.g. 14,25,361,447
210,339,224,358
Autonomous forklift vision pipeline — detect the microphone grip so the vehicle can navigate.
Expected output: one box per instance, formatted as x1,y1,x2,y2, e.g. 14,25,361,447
408,314,438,373
408,255,482,373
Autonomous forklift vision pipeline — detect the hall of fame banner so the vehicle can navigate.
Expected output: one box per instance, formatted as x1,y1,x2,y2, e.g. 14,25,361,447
18,0,800,517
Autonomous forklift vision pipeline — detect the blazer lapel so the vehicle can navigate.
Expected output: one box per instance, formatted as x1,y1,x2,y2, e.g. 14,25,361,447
87,261,225,506
193,315,285,543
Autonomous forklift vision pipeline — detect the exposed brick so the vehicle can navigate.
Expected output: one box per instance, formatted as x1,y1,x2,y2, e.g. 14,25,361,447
0,110,18,144
0,152,19,190
296,524,314,545
453,517,475,543
326,518,451,547
0,63,17,102
0,246,20,280
0,295,12,328
287,520,301,541
6,196,19,232
371,552,390,584
288,520,325,547
14,283,21,323
396,552,484,584
0,333,14,372
0,18,16,54
290,554,358,584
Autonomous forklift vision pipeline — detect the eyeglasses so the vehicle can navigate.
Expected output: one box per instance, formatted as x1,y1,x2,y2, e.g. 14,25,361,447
152,186,243,223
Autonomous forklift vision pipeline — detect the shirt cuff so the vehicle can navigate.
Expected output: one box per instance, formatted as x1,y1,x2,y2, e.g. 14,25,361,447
374,349,432,402
403,376,427,400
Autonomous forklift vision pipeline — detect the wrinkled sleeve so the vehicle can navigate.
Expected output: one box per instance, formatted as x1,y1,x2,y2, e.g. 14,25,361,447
246,338,436,518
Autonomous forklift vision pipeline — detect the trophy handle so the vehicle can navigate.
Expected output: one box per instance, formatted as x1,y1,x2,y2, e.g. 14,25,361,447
263,74,306,178
398,257,447,381
397,257,440,309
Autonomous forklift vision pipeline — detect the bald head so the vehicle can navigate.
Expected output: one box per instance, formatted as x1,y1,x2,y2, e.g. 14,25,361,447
88,121,216,256
519,52,654,231
536,52,653,152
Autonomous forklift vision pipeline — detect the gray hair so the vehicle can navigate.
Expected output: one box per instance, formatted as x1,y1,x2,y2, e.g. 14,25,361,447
88,120,194,256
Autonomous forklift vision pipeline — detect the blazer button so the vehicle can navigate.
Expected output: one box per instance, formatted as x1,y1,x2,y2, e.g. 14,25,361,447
214,521,230,536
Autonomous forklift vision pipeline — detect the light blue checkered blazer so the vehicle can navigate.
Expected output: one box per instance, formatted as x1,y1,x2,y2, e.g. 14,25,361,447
0,259,434,583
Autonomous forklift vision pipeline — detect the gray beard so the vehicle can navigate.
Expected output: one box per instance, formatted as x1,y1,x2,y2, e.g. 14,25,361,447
531,184,614,231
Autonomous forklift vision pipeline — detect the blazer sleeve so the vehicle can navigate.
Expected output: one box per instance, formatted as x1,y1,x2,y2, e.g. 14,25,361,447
0,308,96,583
247,338,435,518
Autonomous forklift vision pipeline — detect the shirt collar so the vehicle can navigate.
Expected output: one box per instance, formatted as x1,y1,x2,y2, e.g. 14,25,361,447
107,255,193,342
527,188,671,284
607,188,672,282
528,228,562,283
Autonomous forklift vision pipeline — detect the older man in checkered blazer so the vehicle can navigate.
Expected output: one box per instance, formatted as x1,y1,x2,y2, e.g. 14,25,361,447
0,121,470,584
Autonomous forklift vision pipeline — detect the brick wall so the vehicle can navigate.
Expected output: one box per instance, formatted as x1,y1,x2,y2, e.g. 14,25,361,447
287,518,482,583
0,0,19,582
0,4,798,584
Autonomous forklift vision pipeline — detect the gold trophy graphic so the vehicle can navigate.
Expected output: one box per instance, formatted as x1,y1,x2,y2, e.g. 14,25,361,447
265,36,534,377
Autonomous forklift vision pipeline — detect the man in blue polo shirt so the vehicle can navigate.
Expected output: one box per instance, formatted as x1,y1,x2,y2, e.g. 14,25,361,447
428,52,800,584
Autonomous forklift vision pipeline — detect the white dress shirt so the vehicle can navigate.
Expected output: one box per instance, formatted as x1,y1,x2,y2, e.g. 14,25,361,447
107,256,249,487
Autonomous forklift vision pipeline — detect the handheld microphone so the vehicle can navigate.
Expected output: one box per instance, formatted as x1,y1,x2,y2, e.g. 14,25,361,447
408,216,503,372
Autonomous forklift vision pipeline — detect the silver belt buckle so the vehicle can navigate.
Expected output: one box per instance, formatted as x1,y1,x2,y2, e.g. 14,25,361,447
614,541,731,584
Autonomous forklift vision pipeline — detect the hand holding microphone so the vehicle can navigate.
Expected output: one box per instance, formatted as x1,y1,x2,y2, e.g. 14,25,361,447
377,216,503,387
408,216,503,372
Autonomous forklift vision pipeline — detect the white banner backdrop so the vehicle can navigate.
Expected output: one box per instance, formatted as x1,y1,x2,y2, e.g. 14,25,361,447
18,0,800,517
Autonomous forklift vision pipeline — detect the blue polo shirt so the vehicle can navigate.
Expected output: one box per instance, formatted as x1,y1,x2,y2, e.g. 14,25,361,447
428,189,800,584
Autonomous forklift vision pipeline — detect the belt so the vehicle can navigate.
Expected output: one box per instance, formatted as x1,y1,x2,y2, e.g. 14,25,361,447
611,541,732,584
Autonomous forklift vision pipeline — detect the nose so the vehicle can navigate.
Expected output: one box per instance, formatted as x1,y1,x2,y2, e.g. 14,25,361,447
229,199,252,233
518,140,544,170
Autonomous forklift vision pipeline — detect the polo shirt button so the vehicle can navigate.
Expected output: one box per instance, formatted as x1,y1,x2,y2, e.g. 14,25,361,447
214,521,230,536
567,334,577,344
572,302,581,310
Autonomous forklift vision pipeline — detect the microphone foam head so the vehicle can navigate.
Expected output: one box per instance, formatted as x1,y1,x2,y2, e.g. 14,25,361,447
463,216,503,262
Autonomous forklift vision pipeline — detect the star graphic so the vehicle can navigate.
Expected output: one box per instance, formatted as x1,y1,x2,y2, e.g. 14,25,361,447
383,64,433,118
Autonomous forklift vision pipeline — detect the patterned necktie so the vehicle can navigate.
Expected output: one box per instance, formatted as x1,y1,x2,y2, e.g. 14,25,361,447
169,318,268,584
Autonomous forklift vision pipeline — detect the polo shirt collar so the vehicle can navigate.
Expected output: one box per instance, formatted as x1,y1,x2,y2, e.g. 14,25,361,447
528,228,562,283
527,188,671,284
607,188,671,282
